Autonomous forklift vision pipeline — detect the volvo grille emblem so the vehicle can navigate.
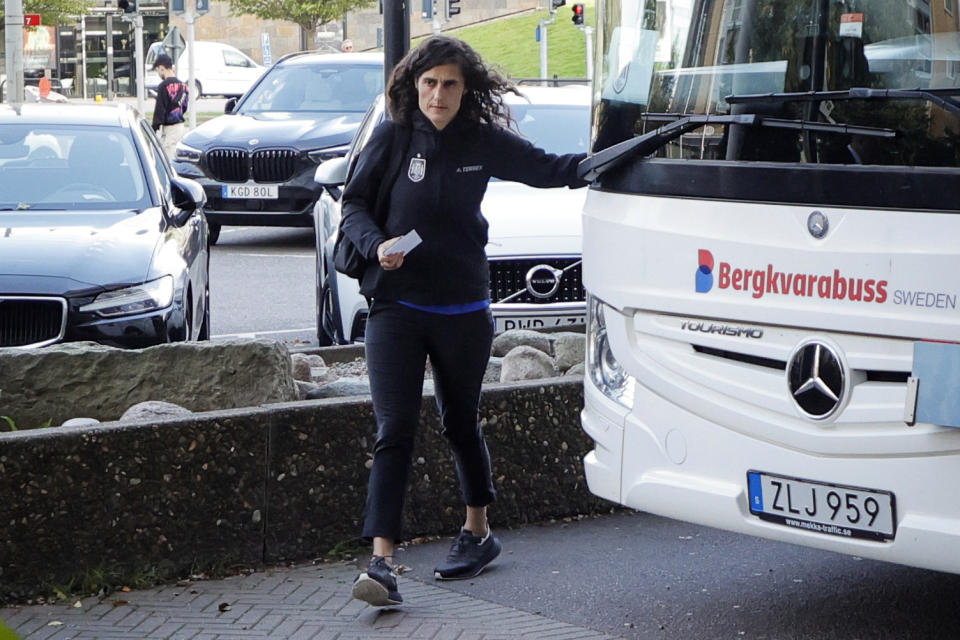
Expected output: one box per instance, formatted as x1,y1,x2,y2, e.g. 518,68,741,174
525,264,563,299
807,211,829,239
787,340,846,420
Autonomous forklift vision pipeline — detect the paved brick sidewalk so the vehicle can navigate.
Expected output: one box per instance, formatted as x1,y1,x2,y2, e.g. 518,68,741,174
0,561,614,640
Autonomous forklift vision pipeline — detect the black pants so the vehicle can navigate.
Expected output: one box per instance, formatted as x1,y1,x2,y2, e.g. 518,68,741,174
361,300,496,542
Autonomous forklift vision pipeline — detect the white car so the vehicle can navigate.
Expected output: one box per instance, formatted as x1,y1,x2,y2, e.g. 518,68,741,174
312,85,590,345
144,41,265,97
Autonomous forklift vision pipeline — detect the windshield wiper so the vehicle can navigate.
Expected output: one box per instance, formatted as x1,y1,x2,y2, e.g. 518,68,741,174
578,113,896,181
725,87,960,117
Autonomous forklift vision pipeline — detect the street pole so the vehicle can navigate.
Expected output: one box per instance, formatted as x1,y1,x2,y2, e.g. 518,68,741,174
106,14,115,100
134,13,145,115
80,16,87,99
383,0,409,92
4,0,25,103
584,25,593,81
539,18,548,82
539,8,558,85
185,7,196,129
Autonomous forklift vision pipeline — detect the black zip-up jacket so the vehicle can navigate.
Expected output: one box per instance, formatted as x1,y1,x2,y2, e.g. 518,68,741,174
340,110,587,304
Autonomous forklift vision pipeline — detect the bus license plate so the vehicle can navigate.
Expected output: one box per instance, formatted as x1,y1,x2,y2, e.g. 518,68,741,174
221,184,278,199
495,314,584,333
747,471,896,541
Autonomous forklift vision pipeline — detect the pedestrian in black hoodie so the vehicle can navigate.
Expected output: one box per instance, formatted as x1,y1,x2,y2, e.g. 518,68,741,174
345,35,587,607
151,53,188,159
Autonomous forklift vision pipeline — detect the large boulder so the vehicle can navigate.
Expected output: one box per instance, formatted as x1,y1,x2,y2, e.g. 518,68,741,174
119,401,193,423
305,376,372,399
0,339,298,428
291,353,327,382
565,362,586,376
483,356,504,383
500,345,557,382
552,332,586,373
491,330,553,357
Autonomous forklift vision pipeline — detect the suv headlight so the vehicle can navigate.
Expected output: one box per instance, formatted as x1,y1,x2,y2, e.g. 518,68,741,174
586,294,634,408
308,144,350,164
80,276,175,317
174,142,202,164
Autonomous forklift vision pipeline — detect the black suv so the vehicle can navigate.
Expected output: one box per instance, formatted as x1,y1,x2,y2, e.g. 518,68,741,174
172,51,383,244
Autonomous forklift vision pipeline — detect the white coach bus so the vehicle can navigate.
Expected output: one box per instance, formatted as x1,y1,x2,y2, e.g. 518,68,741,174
579,0,960,573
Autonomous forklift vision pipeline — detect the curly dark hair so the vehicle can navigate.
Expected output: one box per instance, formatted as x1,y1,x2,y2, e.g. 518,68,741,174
386,35,519,127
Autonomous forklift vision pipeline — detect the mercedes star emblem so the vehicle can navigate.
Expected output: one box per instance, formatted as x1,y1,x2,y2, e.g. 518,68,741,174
787,340,846,420
807,211,829,239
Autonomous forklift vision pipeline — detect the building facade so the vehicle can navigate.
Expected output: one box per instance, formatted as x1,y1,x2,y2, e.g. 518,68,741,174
9,0,539,98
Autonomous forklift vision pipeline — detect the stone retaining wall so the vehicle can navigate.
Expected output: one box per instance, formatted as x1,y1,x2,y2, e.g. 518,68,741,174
0,340,299,429
0,377,606,604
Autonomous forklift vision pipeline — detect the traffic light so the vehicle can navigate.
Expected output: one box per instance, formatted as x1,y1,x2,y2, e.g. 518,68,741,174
572,3,584,24
118,0,137,12
445,0,460,19
551,0,565,8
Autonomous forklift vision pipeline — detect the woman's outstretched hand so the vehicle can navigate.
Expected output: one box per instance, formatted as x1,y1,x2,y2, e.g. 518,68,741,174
377,237,405,271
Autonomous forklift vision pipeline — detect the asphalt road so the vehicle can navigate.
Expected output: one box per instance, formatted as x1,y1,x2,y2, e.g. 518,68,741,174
208,225,319,348
398,509,960,640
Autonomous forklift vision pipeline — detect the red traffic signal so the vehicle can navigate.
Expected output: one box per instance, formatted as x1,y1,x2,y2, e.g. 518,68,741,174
572,3,584,25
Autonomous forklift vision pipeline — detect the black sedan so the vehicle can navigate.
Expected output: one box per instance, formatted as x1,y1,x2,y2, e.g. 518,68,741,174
0,102,210,349
173,51,384,244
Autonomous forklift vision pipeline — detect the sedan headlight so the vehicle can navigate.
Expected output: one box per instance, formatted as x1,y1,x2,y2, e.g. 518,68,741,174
307,144,350,164
80,276,175,317
586,294,635,408
174,142,203,164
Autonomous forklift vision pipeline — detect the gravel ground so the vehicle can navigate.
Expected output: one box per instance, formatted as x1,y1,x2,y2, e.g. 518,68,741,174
327,357,437,379
329,357,368,378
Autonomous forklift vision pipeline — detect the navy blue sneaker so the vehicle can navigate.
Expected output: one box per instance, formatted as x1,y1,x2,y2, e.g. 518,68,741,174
434,528,502,580
351,556,403,606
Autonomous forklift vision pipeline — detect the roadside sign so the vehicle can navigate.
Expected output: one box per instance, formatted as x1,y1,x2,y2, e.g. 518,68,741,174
162,26,186,63
24,14,41,26
840,13,864,39
261,32,272,66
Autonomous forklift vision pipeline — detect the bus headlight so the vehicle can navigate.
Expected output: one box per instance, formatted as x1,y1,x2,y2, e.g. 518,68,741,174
587,295,634,408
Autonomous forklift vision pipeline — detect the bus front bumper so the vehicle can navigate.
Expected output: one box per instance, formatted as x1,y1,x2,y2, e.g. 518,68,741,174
581,375,960,575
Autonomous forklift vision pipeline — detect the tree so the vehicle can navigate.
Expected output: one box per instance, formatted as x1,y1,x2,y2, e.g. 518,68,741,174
0,0,93,26
226,0,375,49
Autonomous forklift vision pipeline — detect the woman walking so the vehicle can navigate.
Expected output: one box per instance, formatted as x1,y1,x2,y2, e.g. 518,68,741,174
340,35,587,607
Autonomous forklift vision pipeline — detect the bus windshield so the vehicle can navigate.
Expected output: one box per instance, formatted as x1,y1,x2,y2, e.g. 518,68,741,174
594,0,960,167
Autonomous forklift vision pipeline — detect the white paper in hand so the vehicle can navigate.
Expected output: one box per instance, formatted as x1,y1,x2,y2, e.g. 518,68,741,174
383,229,422,256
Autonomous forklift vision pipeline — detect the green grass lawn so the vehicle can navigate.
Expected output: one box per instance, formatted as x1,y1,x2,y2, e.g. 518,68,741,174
421,2,596,80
